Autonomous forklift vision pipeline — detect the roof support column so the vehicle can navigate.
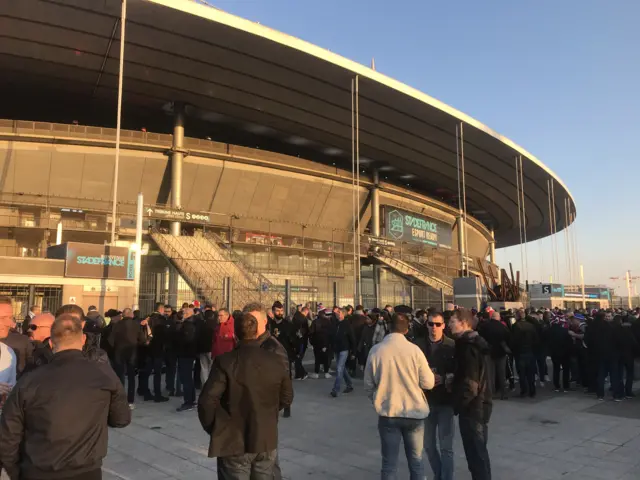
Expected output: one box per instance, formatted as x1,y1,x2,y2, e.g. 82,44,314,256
170,102,185,237
371,169,380,238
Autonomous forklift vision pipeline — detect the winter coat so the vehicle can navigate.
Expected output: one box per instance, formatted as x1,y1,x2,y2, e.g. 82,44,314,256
211,319,236,358
451,331,492,423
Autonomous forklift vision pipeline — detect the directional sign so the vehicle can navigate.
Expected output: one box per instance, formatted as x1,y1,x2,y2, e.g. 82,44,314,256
146,207,211,224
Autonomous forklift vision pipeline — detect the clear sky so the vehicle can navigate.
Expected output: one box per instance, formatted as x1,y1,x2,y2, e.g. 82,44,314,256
206,0,639,291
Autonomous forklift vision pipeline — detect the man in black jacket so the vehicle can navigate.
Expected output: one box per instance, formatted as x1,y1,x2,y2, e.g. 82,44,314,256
291,308,309,380
330,308,355,398
477,311,511,400
0,313,131,480
176,307,198,412
511,313,539,398
198,312,293,480
195,304,217,386
449,310,492,480
23,313,55,376
585,311,618,400
0,297,34,377
548,317,573,393
417,312,456,480
54,305,109,365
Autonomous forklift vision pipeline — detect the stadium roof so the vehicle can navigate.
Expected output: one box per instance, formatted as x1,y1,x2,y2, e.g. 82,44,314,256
0,0,576,247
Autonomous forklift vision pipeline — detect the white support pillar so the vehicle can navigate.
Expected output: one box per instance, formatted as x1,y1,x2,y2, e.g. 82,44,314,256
580,265,586,310
56,221,63,245
371,169,380,238
133,192,143,310
171,102,185,237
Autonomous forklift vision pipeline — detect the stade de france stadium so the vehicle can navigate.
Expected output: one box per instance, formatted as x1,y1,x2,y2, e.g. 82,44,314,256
0,0,576,315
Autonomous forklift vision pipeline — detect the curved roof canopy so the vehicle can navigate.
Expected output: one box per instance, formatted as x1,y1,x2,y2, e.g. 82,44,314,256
0,0,575,247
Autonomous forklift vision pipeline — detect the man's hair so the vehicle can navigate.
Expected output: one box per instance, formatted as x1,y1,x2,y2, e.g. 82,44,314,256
390,313,410,333
155,302,164,311
164,304,172,309
454,309,475,326
218,308,230,315
122,308,133,317
55,304,85,321
272,301,284,310
243,302,265,314
0,297,12,306
51,313,83,347
87,305,97,312
355,305,364,311
429,312,444,322
236,312,258,341
595,311,606,322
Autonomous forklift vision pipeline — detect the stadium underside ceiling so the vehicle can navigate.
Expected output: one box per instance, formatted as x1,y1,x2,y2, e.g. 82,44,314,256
0,0,576,248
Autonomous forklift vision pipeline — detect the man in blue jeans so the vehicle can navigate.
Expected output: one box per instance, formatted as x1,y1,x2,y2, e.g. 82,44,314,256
365,313,435,479
416,313,456,480
330,308,355,398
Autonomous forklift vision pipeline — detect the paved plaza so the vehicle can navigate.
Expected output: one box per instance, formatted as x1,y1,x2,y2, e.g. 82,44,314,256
102,372,640,480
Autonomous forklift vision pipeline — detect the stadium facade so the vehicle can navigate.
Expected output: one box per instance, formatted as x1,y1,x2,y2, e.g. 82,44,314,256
0,0,575,315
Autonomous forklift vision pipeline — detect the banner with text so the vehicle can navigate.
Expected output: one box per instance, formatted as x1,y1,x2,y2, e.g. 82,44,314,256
382,206,453,248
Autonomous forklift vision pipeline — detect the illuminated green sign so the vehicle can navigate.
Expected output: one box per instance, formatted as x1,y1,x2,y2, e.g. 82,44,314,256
384,207,452,248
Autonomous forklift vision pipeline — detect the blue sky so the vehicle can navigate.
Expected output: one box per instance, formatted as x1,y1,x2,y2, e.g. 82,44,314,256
210,0,639,290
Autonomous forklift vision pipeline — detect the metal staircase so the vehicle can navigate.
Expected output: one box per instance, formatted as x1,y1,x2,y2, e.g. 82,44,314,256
151,229,281,310
372,251,454,295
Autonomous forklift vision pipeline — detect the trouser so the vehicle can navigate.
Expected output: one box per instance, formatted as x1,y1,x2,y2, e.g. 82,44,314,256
587,352,598,393
378,416,425,480
489,356,507,397
313,346,330,374
597,357,621,399
139,356,164,398
294,345,308,379
424,405,455,480
551,354,571,390
506,355,515,389
165,351,178,393
199,353,213,385
113,347,137,404
178,356,196,405
459,415,491,480
516,353,536,396
575,348,589,387
217,450,277,480
535,352,548,381
194,356,202,390
332,350,353,394
618,356,635,398
25,469,102,480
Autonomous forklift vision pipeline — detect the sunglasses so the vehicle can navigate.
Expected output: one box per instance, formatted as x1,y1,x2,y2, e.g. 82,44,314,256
428,322,444,327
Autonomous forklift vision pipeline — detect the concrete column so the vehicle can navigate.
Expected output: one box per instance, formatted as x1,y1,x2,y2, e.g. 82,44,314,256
489,229,496,264
332,281,338,307
372,264,381,308
371,170,380,237
167,266,178,308
27,285,36,312
409,284,415,311
170,102,185,236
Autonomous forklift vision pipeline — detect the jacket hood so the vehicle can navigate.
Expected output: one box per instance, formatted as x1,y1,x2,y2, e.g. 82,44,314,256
457,330,491,354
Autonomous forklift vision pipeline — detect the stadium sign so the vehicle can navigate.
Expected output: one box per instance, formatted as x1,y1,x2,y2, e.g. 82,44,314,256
146,207,211,224
47,242,134,280
382,206,452,248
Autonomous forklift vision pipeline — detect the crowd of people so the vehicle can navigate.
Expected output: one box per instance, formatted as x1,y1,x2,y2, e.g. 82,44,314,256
0,295,638,480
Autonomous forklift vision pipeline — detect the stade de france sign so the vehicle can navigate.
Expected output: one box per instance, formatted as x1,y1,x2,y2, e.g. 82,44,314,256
382,206,453,249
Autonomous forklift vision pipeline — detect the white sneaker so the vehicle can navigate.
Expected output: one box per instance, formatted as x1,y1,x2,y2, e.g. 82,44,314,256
309,373,319,379
539,381,545,388
129,403,135,410
325,373,333,379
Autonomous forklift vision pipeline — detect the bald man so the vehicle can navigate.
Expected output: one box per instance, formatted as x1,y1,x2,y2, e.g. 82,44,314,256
23,313,55,375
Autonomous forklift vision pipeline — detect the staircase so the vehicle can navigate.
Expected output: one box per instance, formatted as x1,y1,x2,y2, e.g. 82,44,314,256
372,250,454,295
151,229,281,310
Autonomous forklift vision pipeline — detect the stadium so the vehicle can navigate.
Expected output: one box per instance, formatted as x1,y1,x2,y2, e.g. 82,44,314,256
0,0,576,315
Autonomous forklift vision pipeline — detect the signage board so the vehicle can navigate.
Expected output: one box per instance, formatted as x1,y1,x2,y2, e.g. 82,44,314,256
145,207,211,224
48,242,134,280
382,206,452,248
272,285,319,294
530,283,565,297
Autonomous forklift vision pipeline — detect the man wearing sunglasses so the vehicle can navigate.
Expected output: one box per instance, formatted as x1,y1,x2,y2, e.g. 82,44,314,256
416,313,456,480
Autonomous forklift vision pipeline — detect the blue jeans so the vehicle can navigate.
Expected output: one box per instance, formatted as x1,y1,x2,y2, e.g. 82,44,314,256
424,405,455,480
332,350,353,394
378,416,425,480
